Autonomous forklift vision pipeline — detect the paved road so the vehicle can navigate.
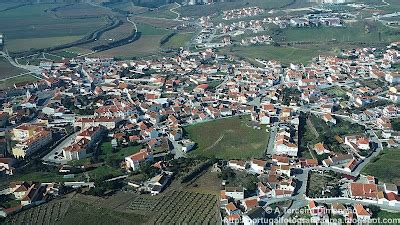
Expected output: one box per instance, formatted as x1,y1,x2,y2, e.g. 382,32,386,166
42,131,79,165
314,198,400,212
169,138,185,159
0,50,43,75
266,124,277,155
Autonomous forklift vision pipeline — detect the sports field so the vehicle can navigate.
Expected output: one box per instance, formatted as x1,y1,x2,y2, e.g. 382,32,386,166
185,116,269,160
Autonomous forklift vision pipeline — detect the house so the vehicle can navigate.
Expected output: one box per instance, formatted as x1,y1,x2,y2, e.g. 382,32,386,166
225,187,245,200
331,203,347,217
12,130,53,158
300,158,318,168
354,204,371,221
64,126,105,161
323,113,336,125
12,182,32,200
220,190,229,207
274,131,298,157
0,158,16,175
250,159,266,174
181,139,195,152
125,149,154,171
383,183,398,195
344,136,370,152
228,160,247,171
242,207,266,225
349,183,378,200
308,200,327,217
322,154,353,167
242,199,258,212
257,182,272,198
146,172,171,195
314,142,330,155
225,202,241,216
272,155,290,166
385,72,400,84
272,189,292,198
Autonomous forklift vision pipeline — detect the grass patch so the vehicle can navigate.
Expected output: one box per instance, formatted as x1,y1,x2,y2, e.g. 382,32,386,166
0,74,38,90
322,86,347,97
279,22,399,44
307,171,341,198
375,210,400,222
0,3,108,52
0,57,28,79
362,148,400,186
99,140,142,162
6,36,84,52
162,32,193,49
221,44,334,65
185,116,269,160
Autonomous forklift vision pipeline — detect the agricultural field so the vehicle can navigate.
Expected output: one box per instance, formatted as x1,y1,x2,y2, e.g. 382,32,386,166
184,116,269,160
184,169,221,195
92,22,169,58
278,22,399,44
162,32,194,49
0,57,27,79
80,21,135,50
139,4,177,19
362,148,400,186
129,190,220,224
133,16,182,29
3,194,148,225
222,44,333,66
6,36,84,53
52,3,115,18
178,0,296,17
105,1,149,14
0,4,109,53
375,210,400,222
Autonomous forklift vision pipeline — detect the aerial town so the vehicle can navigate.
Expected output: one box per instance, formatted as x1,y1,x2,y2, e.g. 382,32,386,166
0,41,399,223
0,0,400,224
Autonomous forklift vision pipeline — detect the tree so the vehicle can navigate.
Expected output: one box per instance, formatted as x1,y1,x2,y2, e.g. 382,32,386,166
219,168,236,180
141,161,159,179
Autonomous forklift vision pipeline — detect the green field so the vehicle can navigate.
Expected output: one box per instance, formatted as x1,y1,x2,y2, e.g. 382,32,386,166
0,57,28,79
99,140,142,162
179,0,295,17
184,116,269,160
162,32,194,49
129,190,220,224
0,4,108,52
92,22,169,58
375,210,400,223
362,148,400,185
279,22,399,44
322,86,348,97
3,195,148,225
139,4,177,19
0,74,39,90
223,44,333,65
7,36,84,52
